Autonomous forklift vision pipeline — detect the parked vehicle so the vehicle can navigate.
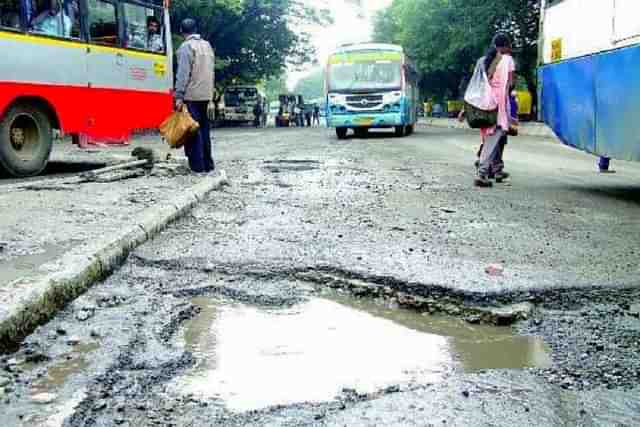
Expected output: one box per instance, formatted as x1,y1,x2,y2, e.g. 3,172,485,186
275,94,304,127
325,43,419,139
423,102,433,117
222,86,264,126
513,76,533,121
0,0,173,177
275,95,292,127
539,0,640,162
446,100,464,118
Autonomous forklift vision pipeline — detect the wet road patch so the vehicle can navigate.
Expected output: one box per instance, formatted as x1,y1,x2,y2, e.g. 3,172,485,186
173,295,550,412
27,342,100,397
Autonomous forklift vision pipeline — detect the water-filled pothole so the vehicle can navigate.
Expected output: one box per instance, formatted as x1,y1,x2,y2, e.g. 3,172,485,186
174,295,550,412
28,342,100,395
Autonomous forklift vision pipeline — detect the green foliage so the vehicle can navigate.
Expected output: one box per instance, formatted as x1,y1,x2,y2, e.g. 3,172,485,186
263,74,288,102
373,0,540,101
293,67,325,102
170,0,331,90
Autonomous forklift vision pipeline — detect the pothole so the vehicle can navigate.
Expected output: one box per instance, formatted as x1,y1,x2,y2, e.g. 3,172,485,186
172,294,550,412
262,159,321,173
27,342,100,396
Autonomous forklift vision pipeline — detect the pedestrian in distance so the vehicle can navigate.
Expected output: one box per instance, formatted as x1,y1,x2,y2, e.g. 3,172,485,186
474,33,516,187
313,104,320,126
470,90,518,181
262,101,268,128
174,18,215,173
305,106,312,127
295,103,304,127
253,102,263,128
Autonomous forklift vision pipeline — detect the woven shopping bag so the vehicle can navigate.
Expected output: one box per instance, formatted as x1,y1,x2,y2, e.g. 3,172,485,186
159,105,200,149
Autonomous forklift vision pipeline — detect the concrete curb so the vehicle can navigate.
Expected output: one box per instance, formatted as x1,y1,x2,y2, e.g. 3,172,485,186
0,173,228,353
418,118,556,139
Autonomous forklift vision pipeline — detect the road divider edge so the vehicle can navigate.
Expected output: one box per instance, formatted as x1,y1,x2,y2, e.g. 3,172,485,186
0,172,229,353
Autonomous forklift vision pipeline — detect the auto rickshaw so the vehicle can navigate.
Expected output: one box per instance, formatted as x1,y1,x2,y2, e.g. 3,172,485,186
514,76,533,121
446,100,464,118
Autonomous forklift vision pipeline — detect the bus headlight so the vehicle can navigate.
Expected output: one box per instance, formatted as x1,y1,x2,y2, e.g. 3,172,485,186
383,92,402,103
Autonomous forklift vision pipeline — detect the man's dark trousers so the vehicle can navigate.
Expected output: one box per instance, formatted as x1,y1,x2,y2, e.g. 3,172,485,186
185,101,214,173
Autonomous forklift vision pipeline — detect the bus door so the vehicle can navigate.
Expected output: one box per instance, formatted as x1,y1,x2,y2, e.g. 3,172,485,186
85,0,127,140
120,1,171,128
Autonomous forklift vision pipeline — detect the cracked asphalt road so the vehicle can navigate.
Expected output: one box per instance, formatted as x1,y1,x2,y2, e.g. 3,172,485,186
2,126,640,426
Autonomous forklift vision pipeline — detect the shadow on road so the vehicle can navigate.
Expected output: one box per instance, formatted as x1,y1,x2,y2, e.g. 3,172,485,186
0,161,106,183
567,184,640,206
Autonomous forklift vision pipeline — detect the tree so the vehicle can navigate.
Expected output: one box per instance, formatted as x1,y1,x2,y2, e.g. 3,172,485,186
293,67,325,101
171,0,331,88
263,74,288,103
373,0,540,102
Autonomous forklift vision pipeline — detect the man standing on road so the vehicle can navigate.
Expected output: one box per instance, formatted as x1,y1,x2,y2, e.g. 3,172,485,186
174,18,215,173
312,104,320,126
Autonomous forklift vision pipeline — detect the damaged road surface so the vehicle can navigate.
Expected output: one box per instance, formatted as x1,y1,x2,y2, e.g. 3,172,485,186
2,127,640,425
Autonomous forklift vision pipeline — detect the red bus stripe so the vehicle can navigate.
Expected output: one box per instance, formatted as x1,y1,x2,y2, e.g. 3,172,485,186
0,81,173,143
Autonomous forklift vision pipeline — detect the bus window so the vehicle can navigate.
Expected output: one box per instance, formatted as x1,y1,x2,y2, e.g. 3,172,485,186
87,0,118,46
28,0,77,38
0,0,21,30
65,0,81,38
123,3,164,53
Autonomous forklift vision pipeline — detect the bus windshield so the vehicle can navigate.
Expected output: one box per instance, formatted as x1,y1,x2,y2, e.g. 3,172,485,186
224,87,258,107
328,51,402,93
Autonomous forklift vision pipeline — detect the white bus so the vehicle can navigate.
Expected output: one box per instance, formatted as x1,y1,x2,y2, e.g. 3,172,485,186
325,43,419,139
539,0,640,162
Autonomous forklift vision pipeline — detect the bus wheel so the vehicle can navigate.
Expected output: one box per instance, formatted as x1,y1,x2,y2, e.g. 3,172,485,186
394,126,405,137
336,128,348,139
0,104,53,177
406,125,414,135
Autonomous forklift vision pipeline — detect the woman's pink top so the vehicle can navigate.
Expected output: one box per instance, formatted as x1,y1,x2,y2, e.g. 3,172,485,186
481,54,515,139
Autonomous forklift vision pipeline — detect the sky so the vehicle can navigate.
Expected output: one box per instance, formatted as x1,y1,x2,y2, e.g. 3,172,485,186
287,0,393,90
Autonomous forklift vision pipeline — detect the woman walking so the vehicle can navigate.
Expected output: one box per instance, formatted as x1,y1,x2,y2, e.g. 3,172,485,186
475,34,515,187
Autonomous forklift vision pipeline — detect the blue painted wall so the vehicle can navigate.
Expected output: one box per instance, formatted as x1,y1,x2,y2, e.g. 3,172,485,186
540,44,640,162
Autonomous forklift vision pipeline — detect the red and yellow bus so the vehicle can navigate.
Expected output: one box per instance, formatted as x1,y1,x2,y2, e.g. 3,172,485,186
0,0,173,177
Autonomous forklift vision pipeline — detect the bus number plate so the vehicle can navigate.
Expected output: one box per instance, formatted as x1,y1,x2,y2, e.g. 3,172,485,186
355,117,374,125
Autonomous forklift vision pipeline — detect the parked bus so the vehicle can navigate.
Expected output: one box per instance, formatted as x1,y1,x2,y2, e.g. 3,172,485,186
0,0,173,177
222,85,264,125
539,0,640,162
325,43,419,139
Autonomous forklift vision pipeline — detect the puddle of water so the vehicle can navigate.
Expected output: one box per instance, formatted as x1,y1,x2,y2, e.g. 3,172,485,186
331,296,551,372
29,342,100,395
0,243,66,285
175,296,550,412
